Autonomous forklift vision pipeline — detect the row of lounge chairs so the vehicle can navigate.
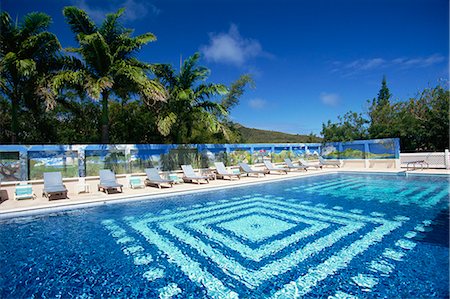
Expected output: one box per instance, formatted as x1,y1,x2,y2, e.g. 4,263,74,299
9,158,337,200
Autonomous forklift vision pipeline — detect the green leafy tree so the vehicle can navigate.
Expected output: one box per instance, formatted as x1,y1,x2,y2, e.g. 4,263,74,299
306,132,320,143
422,85,449,151
152,52,228,143
0,11,61,143
220,74,254,112
376,76,391,106
321,111,369,142
53,7,166,143
368,76,394,138
51,92,101,143
322,82,448,152
211,74,255,143
109,100,161,143
393,85,449,151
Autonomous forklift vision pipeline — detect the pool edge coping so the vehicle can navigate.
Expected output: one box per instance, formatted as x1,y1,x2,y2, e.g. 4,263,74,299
0,171,332,219
1,169,447,219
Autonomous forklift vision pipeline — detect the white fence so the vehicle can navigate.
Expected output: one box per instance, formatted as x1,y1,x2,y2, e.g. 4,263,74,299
400,150,450,169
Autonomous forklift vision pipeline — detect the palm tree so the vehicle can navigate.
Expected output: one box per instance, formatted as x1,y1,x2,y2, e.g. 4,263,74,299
152,52,228,143
0,11,61,143
53,7,166,143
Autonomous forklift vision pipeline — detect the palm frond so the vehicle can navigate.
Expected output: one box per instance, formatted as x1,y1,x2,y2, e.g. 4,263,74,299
157,112,177,136
84,76,114,99
99,8,125,44
20,12,52,38
0,52,16,69
179,52,209,87
52,70,86,92
152,63,177,87
133,32,157,46
36,81,56,110
139,79,167,105
0,12,12,35
113,32,156,58
194,83,227,101
195,101,228,116
56,55,85,70
79,32,112,75
65,47,81,53
20,31,61,59
15,59,36,77
0,76,7,92
63,6,97,35
127,57,151,69
112,60,167,104
0,12,17,54
221,74,254,110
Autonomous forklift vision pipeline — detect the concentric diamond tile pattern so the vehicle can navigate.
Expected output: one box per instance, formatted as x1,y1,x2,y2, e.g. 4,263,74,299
217,214,296,242
102,192,418,298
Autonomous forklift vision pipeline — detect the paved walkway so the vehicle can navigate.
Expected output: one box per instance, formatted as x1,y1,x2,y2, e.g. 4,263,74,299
0,167,448,216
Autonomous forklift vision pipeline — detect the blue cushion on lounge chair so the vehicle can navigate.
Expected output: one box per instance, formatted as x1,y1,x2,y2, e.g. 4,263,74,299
130,177,141,185
16,186,32,196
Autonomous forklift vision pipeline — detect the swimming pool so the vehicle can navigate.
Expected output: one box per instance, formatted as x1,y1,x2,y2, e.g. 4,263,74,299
0,173,448,298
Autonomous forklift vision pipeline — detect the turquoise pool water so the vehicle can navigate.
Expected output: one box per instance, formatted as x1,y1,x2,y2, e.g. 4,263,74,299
0,173,448,298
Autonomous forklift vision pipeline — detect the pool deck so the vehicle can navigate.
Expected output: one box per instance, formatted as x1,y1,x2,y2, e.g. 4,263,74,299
0,167,448,217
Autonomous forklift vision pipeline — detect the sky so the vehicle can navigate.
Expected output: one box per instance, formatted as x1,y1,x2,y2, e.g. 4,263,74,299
3,0,449,135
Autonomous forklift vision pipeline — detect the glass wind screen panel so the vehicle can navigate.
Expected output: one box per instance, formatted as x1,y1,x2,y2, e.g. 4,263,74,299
252,147,271,164
130,149,164,173
201,148,228,167
0,152,21,181
228,148,252,165
161,147,200,171
272,147,292,163
306,146,320,156
85,150,127,176
28,151,78,180
291,146,306,158
321,144,340,159
341,143,366,159
367,140,396,159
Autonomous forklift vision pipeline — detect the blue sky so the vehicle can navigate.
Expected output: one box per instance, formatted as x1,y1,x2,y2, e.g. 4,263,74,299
4,0,449,135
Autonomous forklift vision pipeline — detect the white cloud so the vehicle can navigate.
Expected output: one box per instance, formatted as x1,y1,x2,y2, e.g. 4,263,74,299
392,54,445,68
200,24,266,66
320,92,340,107
248,98,267,109
346,58,386,70
332,54,446,75
73,0,160,22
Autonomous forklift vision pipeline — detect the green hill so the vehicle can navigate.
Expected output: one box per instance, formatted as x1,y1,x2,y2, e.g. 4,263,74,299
237,125,322,143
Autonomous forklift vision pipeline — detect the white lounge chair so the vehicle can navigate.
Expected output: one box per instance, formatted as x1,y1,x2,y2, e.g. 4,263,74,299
98,170,123,194
298,158,322,170
214,162,240,180
238,162,266,177
319,157,341,168
145,168,174,188
284,158,308,171
263,160,288,174
181,165,210,184
129,176,145,189
43,172,68,200
15,182,35,200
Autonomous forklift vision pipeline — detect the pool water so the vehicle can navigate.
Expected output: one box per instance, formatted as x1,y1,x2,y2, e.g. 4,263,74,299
0,173,448,298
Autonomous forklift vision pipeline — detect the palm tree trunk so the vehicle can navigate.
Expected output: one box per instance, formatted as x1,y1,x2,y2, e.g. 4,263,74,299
101,90,109,144
11,92,19,144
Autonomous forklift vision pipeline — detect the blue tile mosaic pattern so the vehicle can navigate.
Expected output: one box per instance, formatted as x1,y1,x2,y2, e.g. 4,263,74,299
0,173,448,298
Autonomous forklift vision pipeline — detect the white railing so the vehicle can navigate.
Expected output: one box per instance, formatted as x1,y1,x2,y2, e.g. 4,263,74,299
400,150,449,169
